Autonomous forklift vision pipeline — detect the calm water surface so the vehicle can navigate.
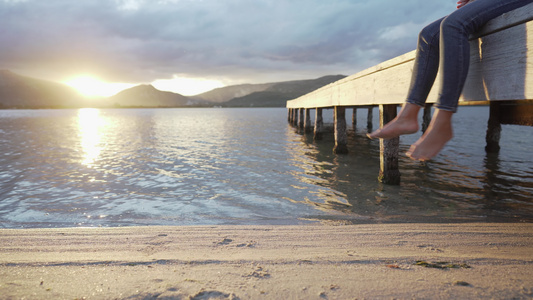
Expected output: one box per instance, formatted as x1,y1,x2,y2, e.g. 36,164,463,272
0,107,531,228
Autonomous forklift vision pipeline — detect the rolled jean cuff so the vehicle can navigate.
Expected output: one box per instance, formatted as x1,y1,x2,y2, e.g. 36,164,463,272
434,103,458,113
405,99,426,108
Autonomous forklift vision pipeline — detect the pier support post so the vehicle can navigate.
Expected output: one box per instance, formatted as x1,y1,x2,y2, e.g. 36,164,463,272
367,107,374,132
486,101,533,152
333,106,348,154
298,108,304,131
485,101,502,153
314,108,324,140
304,108,312,133
287,108,291,123
291,108,297,126
352,108,357,130
378,104,401,185
422,104,433,133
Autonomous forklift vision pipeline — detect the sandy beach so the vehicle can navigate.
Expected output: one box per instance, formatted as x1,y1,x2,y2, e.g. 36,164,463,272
1,223,532,299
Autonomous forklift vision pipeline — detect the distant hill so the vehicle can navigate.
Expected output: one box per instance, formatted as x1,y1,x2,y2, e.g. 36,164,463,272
113,75,346,107
0,70,82,108
193,75,346,106
108,84,207,107
192,82,274,103
0,71,346,108
220,75,346,107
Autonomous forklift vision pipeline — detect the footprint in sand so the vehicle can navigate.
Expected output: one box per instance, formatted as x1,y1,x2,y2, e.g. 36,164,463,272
214,238,234,246
188,290,239,300
214,238,256,248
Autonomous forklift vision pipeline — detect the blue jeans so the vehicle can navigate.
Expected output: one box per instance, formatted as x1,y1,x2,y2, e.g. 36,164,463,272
406,0,533,112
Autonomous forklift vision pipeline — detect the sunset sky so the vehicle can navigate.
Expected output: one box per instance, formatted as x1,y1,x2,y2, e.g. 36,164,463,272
0,0,454,96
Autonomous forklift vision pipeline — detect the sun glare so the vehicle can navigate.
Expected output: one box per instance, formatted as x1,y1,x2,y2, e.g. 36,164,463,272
78,108,105,166
65,76,135,98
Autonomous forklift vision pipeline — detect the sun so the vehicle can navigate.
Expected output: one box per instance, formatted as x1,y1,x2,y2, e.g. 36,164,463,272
64,76,134,98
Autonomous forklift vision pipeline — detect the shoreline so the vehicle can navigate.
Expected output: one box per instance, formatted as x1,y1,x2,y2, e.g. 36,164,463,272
1,223,532,299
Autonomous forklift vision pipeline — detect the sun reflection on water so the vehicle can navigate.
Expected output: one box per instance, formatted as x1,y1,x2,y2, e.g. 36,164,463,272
78,108,106,167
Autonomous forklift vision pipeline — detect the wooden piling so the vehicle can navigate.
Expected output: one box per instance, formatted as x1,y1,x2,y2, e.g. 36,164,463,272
333,106,348,154
485,101,501,153
367,107,374,132
314,108,324,140
304,108,312,133
378,104,401,185
298,108,304,131
352,108,357,129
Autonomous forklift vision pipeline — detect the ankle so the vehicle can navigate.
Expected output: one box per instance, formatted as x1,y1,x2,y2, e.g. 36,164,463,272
428,109,453,132
396,103,421,124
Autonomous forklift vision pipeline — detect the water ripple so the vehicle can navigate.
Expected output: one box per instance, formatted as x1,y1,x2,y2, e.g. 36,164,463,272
0,107,531,228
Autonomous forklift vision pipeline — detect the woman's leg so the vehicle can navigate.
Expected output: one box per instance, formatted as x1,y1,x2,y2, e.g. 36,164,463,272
405,18,444,108
436,0,532,112
408,0,533,160
367,18,443,139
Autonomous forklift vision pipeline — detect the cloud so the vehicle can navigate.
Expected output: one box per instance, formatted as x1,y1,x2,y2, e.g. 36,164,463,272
0,0,454,88
379,22,426,41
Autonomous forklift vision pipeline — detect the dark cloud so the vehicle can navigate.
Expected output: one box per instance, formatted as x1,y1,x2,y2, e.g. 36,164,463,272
0,0,454,85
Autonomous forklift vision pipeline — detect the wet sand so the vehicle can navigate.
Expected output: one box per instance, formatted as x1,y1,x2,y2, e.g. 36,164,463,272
1,223,532,299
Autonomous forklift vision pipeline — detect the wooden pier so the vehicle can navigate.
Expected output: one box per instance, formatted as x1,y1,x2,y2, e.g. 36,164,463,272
287,3,533,185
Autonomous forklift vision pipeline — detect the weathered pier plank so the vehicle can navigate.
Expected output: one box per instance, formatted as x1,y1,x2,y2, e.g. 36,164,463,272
287,3,533,184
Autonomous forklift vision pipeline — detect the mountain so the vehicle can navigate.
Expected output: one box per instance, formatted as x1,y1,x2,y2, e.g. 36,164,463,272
192,83,274,103
108,84,203,107
193,75,346,106
0,71,346,108
109,75,346,108
220,75,346,107
0,70,82,108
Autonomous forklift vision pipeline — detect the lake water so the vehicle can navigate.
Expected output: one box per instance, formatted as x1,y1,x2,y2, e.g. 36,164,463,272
0,107,531,228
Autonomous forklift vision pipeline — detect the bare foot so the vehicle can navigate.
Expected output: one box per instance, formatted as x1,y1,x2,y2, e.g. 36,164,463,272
367,117,419,139
367,103,421,139
406,109,453,161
